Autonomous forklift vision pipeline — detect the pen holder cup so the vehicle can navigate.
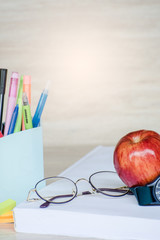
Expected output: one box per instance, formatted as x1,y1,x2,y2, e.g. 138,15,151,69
0,127,44,204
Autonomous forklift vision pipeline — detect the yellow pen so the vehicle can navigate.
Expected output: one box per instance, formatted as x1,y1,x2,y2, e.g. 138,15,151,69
14,76,23,132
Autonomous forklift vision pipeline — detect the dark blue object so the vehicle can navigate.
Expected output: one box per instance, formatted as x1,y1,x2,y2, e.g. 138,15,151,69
130,175,160,206
8,104,19,135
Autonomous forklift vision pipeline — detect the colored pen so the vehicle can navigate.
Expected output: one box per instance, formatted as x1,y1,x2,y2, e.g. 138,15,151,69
7,104,19,135
32,88,48,128
22,92,33,130
14,76,23,132
0,131,3,138
4,72,19,136
22,75,31,130
0,69,7,131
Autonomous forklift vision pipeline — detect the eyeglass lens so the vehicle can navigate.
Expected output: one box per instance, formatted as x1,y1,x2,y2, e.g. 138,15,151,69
89,171,128,196
35,177,77,203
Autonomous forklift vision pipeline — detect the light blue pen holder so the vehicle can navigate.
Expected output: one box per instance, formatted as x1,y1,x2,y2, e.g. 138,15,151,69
0,127,44,204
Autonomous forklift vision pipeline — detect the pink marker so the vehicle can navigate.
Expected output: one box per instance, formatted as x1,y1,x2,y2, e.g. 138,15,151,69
4,72,19,136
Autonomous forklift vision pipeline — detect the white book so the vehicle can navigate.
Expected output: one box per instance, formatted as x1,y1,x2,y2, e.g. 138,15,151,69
14,146,160,240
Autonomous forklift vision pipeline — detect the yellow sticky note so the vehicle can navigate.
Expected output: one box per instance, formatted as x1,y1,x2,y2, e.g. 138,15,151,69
0,199,16,216
0,211,14,223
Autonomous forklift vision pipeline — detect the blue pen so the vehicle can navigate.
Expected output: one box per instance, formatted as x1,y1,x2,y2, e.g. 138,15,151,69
7,104,19,135
32,88,48,128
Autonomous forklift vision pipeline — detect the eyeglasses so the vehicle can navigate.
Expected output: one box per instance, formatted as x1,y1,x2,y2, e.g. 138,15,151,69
27,171,132,208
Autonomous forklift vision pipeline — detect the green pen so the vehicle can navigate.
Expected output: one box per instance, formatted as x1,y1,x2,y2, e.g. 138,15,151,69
22,92,33,130
14,76,23,133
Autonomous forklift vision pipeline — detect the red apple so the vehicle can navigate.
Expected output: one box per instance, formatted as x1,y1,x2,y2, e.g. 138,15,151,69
114,130,160,187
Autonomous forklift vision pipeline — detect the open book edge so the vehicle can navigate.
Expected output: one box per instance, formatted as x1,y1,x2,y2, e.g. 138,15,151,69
14,146,160,240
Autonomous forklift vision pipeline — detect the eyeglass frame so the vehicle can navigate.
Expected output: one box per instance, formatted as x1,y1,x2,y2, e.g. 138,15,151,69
27,170,132,208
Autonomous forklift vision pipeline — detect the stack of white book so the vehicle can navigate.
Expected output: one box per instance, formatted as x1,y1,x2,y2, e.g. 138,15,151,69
14,146,160,240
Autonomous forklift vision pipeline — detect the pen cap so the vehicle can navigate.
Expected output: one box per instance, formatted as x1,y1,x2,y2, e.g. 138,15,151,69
0,69,7,94
23,75,31,104
22,92,29,106
9,72,19,97
23,75,31,85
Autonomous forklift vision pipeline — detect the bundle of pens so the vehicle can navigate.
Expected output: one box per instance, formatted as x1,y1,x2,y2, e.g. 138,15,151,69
0,69,48,137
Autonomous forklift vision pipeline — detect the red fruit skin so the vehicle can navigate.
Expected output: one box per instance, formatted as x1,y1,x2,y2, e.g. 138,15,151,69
114,130,160,188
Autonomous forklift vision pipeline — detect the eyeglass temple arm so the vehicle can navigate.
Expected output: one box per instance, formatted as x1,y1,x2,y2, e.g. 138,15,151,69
40,194,74,208
40,187,133,208
40,191,92,208
97,187,133,195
